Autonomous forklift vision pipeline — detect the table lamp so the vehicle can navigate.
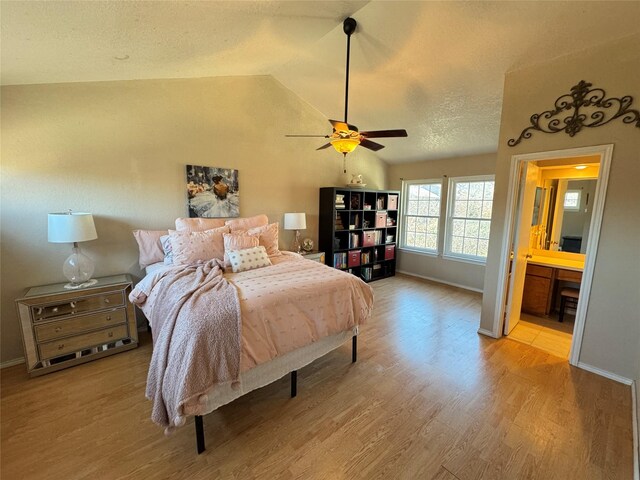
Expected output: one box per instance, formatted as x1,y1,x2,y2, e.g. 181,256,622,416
283,212,306,253
48,211,98,289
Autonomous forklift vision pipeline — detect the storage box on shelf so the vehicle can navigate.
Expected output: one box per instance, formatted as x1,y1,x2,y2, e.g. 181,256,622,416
319,187,399,282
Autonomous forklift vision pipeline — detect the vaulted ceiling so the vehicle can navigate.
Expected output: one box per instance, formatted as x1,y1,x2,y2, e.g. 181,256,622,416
2,1,639,163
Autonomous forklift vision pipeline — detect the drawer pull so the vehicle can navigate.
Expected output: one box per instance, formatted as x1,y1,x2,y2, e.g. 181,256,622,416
55,327,62,333
52,307,59,313
108,332,114,338
58,344,65,350
37,308,43,315
104,298,110,304
70,301,77,308
106,316,112,321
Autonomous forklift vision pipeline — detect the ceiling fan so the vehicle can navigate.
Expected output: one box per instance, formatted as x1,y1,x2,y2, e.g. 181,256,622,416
286,17,408,171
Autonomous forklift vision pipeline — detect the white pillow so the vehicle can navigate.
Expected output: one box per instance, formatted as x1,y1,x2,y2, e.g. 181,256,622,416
159,234,174,265
227,246,272,273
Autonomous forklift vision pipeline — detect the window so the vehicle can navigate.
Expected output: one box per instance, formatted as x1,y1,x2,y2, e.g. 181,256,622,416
563,190,581,211
401,180,442,253
444,176,494,262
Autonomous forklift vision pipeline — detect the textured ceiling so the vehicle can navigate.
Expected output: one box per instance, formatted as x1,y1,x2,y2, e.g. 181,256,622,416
2,1,640,163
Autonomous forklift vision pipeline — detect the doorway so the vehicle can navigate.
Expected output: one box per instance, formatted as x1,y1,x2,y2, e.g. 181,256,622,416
497,145,612,365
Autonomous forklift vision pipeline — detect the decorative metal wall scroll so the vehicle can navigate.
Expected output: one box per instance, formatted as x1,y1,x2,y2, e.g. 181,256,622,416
508,80,640,146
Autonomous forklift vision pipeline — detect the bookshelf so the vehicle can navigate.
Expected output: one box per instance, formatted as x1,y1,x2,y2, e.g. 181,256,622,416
319,187,399,282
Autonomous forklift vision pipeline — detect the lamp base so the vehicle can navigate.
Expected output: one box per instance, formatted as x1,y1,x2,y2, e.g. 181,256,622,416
291,230,302,254
63,246,95,287
64,279,98,290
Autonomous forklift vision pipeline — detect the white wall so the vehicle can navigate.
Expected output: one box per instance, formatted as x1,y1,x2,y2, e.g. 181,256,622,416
388,153,496,291
480,34,640,381
0,75,388,364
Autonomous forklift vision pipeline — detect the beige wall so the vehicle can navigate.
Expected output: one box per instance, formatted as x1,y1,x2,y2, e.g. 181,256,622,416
480,34,640,381
0,75,388,363
388,153,496,291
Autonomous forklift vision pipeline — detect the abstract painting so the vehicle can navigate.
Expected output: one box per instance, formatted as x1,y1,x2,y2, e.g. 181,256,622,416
186,165,239,218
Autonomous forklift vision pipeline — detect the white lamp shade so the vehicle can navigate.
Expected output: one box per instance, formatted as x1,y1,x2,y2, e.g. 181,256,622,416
283,212,306,230
48,212,98,243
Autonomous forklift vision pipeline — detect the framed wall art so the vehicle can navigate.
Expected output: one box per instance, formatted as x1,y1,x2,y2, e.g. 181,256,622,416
186,165,239,218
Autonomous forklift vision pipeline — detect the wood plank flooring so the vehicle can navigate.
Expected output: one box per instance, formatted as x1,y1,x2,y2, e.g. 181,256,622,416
1,274,634,479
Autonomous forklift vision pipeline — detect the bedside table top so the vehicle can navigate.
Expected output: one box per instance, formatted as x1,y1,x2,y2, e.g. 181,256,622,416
21,274,133,299
300,250,323,256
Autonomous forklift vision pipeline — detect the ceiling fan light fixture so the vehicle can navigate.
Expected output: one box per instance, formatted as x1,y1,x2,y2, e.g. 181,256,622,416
331,138,360,154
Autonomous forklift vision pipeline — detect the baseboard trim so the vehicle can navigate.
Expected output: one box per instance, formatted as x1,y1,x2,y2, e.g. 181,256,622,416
576,361,633,385
477,328,499,339
632,380,639,480
396,270,483,293
1,357,25,369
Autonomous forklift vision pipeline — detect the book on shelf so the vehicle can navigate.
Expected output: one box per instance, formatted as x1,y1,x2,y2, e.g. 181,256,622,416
361,251,371,265
361,267,372,281
333,252,347,269
350,232,359,248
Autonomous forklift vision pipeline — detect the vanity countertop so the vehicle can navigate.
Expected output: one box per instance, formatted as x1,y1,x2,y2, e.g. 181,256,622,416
528,255,584,272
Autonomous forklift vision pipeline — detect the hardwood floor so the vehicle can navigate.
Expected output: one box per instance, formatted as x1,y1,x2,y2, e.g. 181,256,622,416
1,274,634,479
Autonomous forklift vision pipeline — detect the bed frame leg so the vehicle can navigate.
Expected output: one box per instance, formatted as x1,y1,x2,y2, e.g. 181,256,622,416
195,415,205,454
352,335,357,363
291,370,297,398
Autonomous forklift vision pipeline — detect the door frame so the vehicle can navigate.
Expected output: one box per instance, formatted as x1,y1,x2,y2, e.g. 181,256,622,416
491,144,613,365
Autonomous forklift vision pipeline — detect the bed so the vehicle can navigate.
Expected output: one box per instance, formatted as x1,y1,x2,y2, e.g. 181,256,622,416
130,217,374,453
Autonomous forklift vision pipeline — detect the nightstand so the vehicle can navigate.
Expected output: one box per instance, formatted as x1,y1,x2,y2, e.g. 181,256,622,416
300,251,325,264
15,274,138,377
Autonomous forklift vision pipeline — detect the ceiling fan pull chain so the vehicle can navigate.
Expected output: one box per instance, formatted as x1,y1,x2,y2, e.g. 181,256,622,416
343,153,347,173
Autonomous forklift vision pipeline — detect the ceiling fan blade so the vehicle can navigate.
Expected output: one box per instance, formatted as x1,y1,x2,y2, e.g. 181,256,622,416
329,119,358,132
360,129,408,138
285,134,330,138
316,143,333,150
360,139,385,151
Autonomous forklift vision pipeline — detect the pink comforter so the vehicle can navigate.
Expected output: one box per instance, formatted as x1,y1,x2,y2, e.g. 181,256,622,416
228,254,374,371
131,253,374,429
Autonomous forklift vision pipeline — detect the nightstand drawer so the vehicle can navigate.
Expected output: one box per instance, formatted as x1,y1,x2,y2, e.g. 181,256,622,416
39,324,129,360
35,308,127,342
32,292,124,322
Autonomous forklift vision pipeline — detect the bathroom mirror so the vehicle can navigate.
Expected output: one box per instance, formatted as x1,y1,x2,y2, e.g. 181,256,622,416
536,178,597,253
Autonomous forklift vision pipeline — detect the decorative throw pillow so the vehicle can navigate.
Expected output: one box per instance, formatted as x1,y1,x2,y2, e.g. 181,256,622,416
246,222,280,256
227,246,272,273
159,234,174,265
174,217,226,232
225,214,269,232
132,229,168,269
223,233,259,266
169,226,229,265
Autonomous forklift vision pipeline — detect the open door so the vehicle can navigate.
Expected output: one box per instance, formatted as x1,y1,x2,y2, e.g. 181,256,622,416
503,162,539,335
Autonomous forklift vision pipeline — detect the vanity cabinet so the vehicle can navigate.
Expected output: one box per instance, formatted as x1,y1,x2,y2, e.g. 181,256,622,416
521,264,553,316
521,262,583,316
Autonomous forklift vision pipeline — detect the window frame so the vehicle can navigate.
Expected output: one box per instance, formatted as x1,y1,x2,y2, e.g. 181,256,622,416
399,178,443,255
563,189,581,211
443,175,495,264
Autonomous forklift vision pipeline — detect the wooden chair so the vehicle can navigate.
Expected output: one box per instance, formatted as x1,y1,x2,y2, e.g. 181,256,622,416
559,288,580,322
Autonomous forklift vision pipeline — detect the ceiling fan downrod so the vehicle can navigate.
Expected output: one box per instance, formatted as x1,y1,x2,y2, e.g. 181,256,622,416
343,17,357,124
